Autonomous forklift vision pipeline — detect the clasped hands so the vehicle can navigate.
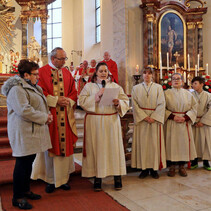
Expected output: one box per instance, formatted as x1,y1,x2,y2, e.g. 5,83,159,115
195,121,204,128
46,113,53,124
144,116,155,124
57,96,70,107
173,115,185,123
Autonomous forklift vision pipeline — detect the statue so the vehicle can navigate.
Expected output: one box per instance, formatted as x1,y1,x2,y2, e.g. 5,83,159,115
27,36,41,62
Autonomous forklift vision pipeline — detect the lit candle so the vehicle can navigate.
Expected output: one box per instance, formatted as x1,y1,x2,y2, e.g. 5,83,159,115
197,54,200,72
184,71,186,83
174,64,176,73
206,63,208,75
160,52,162,79
135,64,139,75
188,54,190,72
167,52,169,71
195,65,197,77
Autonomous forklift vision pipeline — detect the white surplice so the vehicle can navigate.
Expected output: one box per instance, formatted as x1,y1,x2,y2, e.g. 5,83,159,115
165,88,197,161
79,82,129,178
192,90,211,160
131,82,166,170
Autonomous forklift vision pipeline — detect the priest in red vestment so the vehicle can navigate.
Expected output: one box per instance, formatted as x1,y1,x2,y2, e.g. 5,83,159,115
88,59,96,82
101,51,118,83
31,47,78,193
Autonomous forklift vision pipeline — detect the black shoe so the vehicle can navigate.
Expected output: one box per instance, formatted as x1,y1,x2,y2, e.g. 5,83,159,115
139,169,149,179
24,191,41,200
12,198,32,210
94,178,102,192
150,169,159,179
191,158,198,169
45,184,55,193
114,176,122,190
59,183,71,191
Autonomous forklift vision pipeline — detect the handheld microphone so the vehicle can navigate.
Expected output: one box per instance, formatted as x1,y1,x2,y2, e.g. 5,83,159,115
102,80,106,88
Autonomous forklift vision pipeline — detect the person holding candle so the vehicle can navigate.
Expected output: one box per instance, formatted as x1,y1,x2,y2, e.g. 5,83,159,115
191,76,211,171
164,73,197,177
131,67,166,179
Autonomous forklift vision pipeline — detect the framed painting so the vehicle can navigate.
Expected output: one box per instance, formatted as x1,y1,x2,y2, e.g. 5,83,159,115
159,11,186,69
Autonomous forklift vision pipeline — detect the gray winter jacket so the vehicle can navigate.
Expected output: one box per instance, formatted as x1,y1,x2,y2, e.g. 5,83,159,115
1,75,52,157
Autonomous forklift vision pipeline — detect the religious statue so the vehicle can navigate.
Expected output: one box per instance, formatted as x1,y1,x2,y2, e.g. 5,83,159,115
27,36,41,62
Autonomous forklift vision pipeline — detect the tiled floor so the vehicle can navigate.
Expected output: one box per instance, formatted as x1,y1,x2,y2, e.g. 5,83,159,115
1,155,211,211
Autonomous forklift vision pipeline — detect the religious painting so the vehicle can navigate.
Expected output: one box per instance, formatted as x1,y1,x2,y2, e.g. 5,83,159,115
159,11,186,69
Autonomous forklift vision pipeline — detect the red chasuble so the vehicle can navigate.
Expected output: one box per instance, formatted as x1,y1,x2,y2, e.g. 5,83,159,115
38,64,78,156
102,59,118,83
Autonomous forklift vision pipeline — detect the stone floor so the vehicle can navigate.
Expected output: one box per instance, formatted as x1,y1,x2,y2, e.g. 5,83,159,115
2,155,211,211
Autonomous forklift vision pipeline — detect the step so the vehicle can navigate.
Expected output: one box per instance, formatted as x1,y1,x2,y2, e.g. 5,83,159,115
76,123,84,134
0,137,10,147
0,147,12,160
0,127,7,136
0,116,7,126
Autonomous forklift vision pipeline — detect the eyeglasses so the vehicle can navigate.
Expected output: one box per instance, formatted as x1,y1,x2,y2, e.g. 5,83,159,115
30,73,39,77
172,77,182,81
55,57,68,61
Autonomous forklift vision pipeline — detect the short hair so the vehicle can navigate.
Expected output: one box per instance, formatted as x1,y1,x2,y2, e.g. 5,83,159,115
143,67,153,74
191,76,205,84
171,73,183,80
18,59,39,78
91,62,108,83
50,47,64,59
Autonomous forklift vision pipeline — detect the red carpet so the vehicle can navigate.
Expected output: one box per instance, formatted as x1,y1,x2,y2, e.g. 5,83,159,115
0,160,129,211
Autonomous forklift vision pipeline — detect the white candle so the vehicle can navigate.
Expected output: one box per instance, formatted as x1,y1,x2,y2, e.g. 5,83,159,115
135,64,139,75
184,71,186,83
160,52,162,79
206,63,208,75
167,52,169,71
188,54,190,72
174,64,176,73
197,54,200,72
195,65,197,77
187,74,190,86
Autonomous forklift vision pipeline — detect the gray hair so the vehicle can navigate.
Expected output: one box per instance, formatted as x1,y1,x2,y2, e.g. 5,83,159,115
171,72,183,80
50,47,64,59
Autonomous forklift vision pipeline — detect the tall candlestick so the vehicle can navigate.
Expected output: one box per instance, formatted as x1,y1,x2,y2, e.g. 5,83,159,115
195,65,197,77
197,54,200,72
174,64,176,73
184,71,186,83
206,63,208,75
188,54,190,72
160,52,162,79
167,52,169,71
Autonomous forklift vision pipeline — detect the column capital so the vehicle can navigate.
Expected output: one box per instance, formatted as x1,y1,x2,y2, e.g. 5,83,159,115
187,22,196,29
40,14,49,24
20,15,28,24
146,13,154,22
197,21,203,29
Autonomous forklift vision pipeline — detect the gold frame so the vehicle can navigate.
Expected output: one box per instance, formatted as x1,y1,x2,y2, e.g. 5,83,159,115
158,10,187,70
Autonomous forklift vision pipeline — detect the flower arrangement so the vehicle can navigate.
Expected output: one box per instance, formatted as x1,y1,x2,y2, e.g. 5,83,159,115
202,73,211,93
10,60,18,74
161,71,173,90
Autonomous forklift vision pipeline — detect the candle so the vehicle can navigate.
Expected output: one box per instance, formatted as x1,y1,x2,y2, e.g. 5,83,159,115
184,71,186,83
188,54,190,72
195,65,197,77
197,54,200,72
187,74,190,86
167,52,169,71
206,63,208,75
160,52,162,79
135,64,139,75
174,64,176,73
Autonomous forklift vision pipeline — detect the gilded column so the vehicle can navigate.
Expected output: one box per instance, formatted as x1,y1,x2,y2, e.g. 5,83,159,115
197,22,203,68
147,14,154,66
20,16,28,59
40,14,49,65
187,22,196,68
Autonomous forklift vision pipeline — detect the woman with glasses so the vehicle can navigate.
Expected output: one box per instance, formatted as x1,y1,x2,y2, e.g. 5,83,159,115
1,59,52,209
164,73,197,177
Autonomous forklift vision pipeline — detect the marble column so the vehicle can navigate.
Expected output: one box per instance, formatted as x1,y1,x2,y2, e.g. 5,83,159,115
20,16,28,59
197,22,203,69
40,14,48,65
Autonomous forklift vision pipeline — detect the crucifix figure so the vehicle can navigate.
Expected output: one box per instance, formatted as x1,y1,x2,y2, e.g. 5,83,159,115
174,51,180,68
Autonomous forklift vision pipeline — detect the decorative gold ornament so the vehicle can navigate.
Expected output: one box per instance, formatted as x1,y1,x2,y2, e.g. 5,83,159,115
185,0,206,8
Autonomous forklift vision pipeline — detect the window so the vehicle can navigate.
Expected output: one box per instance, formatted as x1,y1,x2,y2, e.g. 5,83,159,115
47,0,62,53
95,0,101,43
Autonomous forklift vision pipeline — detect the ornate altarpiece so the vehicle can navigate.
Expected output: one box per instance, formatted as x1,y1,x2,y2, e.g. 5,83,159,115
140,0,207,84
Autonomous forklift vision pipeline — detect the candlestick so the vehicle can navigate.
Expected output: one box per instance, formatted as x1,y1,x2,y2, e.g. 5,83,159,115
206,63,208,75
135,64,139,75
167,52,169,71
160,52,162,79
197,54,200,72
187,74,190,86
195,65,197,77
174,64,176,73
188,54,190,72
184,71,186,83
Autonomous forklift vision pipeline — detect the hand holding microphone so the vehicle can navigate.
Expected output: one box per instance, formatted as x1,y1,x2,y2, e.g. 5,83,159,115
95,80,106,102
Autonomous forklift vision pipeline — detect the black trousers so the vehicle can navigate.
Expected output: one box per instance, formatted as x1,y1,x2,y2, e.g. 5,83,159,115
168,161,186,166
13,154,36,199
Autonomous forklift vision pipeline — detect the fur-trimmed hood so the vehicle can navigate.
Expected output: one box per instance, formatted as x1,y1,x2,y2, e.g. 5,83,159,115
1,75,23,97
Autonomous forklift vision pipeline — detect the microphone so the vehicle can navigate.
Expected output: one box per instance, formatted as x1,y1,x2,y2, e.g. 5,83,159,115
102,80,106,88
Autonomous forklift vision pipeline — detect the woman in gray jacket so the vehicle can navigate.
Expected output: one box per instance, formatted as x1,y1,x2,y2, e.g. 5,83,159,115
1,60,53,210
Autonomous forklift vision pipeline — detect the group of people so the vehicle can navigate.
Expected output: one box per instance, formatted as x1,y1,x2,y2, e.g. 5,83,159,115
1,47,211,210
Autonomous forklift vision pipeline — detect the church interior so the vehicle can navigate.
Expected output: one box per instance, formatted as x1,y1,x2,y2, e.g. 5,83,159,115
1,0,211,210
